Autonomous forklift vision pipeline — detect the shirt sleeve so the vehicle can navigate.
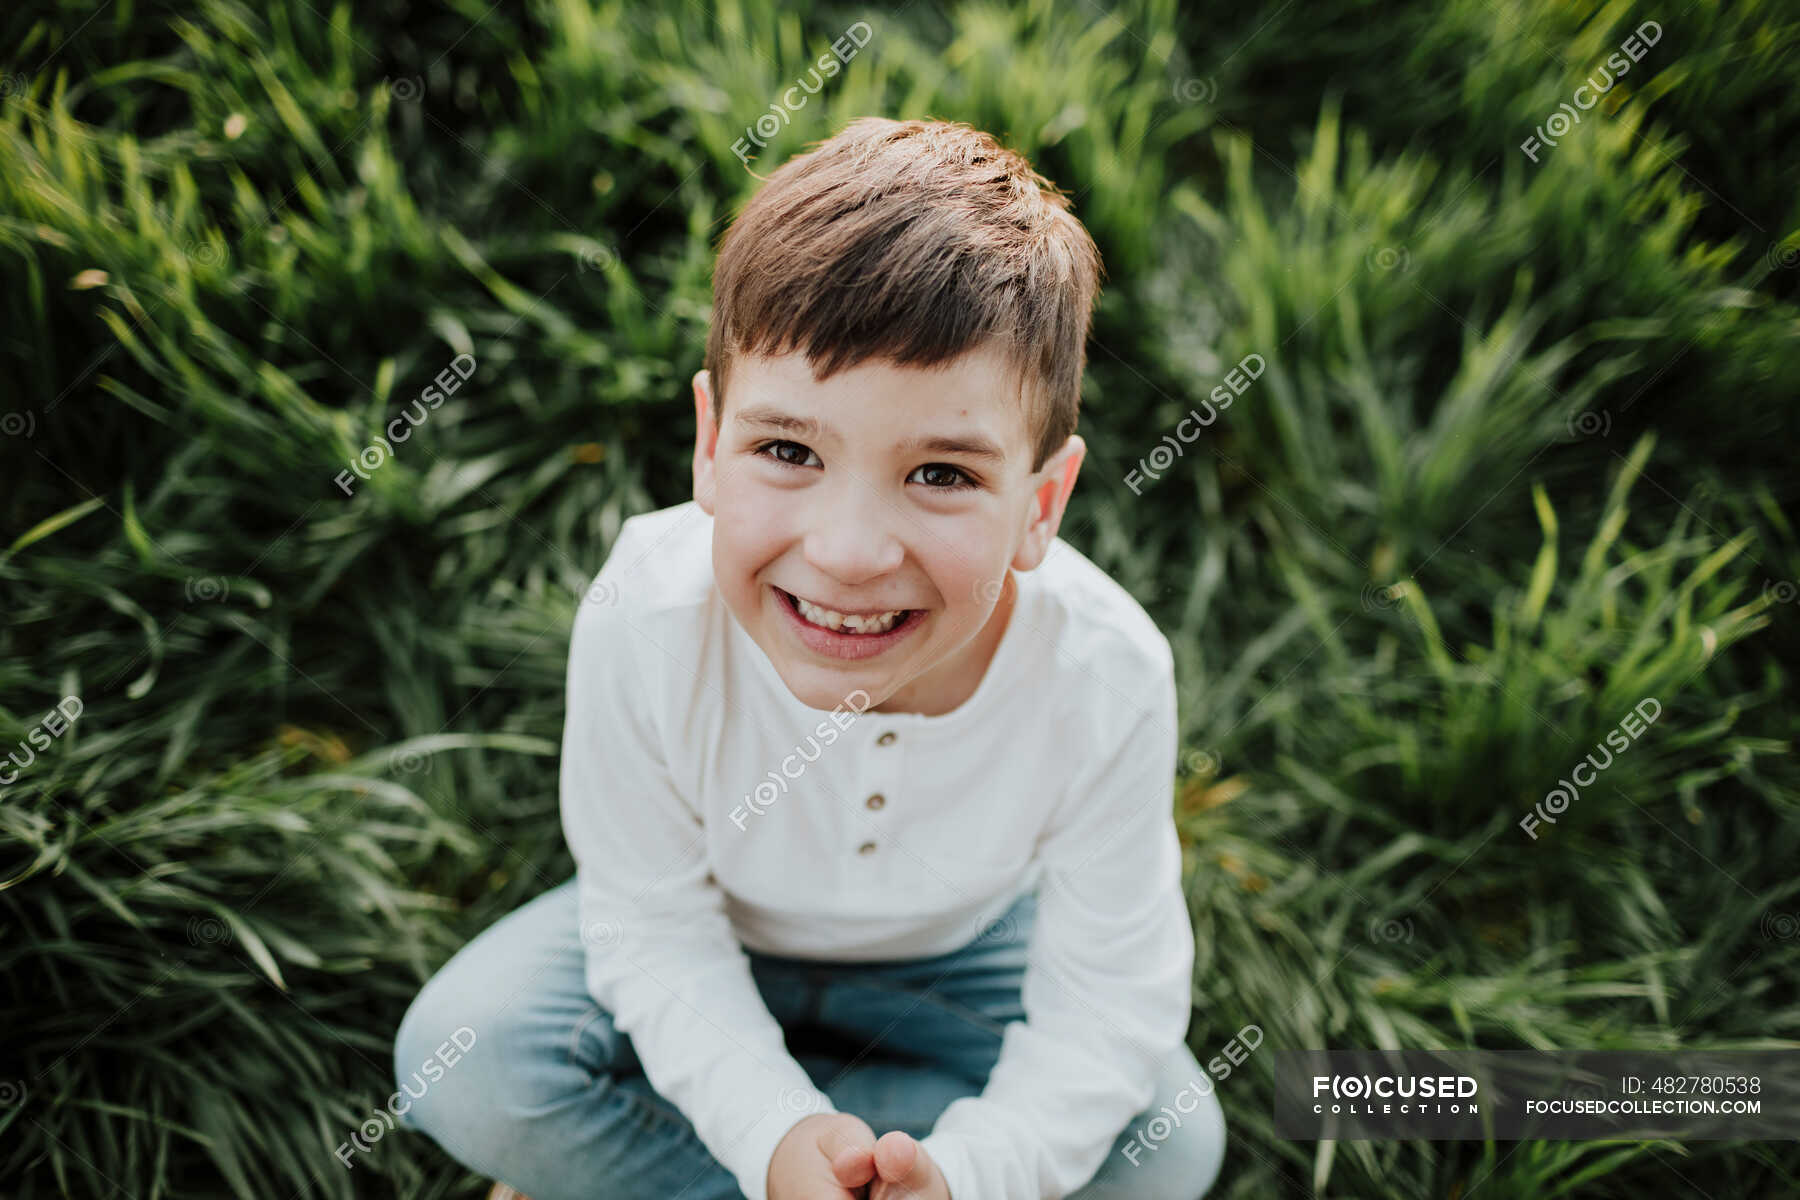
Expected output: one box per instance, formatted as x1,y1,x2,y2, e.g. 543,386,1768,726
559,587,837,1200
918,650,1194,1200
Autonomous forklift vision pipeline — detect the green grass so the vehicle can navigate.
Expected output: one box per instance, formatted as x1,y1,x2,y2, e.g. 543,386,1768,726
3,0,1798,1196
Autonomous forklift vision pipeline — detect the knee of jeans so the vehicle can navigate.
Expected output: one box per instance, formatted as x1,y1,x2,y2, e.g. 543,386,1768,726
392,975,495,1135
1177,1084,1226,1199
1122,1068,1227,1200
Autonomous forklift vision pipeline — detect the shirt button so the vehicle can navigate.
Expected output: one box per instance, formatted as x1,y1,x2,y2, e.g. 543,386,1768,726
865,793,885,810
857,840,878,855
877,731,897,746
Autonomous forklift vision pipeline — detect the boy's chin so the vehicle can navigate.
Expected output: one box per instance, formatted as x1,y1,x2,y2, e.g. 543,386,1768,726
769,659,892,715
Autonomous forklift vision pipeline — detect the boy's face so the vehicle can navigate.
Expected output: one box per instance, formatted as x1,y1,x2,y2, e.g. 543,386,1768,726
692,343,1084,716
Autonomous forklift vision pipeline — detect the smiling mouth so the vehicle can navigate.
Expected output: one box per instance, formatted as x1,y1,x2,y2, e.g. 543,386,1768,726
776,587,917,635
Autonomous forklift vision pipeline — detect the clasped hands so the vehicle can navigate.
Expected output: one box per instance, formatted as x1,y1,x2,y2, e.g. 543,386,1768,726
768,1111,952,1200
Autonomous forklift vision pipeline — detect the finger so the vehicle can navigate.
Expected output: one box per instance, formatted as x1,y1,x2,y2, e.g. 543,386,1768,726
819,1119,878,1188
871,1130,921,1184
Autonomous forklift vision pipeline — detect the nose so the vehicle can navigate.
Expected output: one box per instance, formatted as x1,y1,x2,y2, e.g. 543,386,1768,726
801,482,905,585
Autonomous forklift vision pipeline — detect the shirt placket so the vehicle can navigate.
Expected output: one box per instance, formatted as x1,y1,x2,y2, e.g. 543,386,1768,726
851,722,903,860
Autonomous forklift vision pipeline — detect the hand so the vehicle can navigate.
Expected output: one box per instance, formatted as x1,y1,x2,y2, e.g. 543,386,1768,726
767,1111,879,1200
868,1130,952,1200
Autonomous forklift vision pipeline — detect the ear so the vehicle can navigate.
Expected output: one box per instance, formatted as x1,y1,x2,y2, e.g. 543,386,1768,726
1012,434,1084,572
692,368,720,514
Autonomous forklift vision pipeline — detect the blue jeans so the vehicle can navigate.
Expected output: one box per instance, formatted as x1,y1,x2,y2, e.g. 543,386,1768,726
393,876,1225,1199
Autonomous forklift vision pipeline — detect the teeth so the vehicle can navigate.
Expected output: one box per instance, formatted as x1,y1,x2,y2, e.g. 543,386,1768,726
791,592,905,634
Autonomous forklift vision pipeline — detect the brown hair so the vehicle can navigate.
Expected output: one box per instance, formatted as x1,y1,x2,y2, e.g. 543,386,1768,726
705,117,1103,472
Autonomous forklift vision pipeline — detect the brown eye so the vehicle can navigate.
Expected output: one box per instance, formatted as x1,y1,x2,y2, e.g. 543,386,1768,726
909,463,975,489
759,440,820,468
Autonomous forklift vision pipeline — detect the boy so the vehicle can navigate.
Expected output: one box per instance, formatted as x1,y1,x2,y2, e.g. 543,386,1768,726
394,117,1225,1200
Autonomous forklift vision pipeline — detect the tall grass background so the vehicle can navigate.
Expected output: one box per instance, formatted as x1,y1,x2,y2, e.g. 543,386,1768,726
3,0,1797,1195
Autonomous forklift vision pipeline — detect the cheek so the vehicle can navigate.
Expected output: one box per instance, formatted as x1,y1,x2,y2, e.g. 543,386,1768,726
926,523,1012,612
715,496,787,575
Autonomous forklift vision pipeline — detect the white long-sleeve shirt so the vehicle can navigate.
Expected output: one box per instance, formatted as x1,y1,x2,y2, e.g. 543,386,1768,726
558,500,1194,1200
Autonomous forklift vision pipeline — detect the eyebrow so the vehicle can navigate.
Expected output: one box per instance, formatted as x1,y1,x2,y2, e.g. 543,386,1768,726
733,404,1009,464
